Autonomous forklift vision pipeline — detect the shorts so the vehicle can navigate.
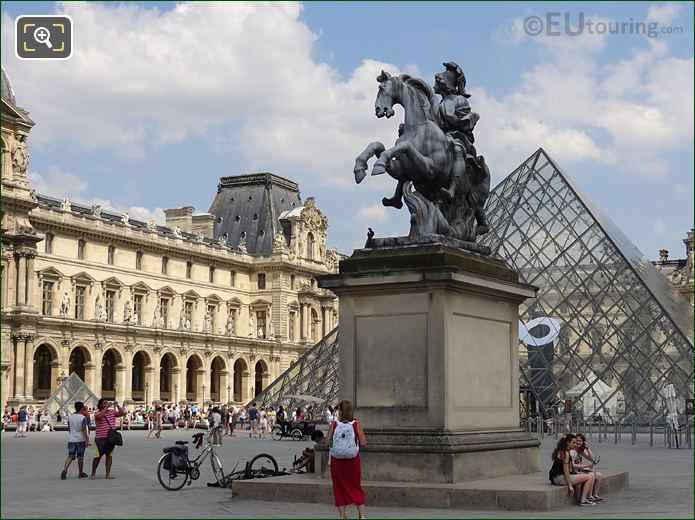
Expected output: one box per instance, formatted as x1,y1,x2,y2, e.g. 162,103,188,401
95,438,115,458
249,419,258,428
68,441,86,460
18,421,28,432
551,474,568,486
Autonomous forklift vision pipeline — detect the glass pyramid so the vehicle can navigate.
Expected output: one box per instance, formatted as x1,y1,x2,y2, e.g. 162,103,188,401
42,372,100,419
480,148,694,424
254,327,339,414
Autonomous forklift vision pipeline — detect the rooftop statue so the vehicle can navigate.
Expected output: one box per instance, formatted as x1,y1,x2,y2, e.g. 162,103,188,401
354,62,490,253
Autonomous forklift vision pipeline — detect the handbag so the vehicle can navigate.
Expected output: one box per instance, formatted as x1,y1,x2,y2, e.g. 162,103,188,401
103,412,124,446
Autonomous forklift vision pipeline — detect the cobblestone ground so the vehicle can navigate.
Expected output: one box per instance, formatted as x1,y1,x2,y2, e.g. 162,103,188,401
1,429,692,518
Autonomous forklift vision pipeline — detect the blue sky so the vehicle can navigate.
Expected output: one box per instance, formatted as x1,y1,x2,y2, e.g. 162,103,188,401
1,1,693,258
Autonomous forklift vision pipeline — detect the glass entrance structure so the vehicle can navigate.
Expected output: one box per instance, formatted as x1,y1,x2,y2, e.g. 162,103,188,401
255,148,693,426
480,148,693,424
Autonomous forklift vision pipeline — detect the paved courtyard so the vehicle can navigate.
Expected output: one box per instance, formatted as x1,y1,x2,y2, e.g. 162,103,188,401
1,430,692,518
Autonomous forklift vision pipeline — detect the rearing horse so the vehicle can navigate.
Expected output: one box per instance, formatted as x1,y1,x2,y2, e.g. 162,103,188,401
354,71,464,209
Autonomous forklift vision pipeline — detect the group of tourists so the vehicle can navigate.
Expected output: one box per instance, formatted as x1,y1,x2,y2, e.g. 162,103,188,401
549,433,605,505
3,405,60,435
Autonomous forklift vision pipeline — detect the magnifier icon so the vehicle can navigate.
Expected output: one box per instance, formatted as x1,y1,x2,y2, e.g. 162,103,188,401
33,26,53,49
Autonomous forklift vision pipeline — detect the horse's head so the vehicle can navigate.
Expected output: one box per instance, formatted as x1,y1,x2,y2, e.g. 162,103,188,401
375,70,397,119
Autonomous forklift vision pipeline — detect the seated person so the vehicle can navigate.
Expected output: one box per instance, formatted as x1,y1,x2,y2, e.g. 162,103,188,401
571,433,604,502
40,410,54,431
291,431,325,473
549,434,595,506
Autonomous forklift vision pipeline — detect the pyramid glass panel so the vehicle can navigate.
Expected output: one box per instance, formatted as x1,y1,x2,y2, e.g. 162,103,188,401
42,372,100,419
480,148,694,424
252,327,339,415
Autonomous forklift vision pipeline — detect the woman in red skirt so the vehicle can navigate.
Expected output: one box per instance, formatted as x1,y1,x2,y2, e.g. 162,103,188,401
326,400,367,519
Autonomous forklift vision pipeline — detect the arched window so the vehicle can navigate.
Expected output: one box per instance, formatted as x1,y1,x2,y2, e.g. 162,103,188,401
101,350,117,391
306,233,314,260
132,352,145,392
69,348,86,381
34,345,53,392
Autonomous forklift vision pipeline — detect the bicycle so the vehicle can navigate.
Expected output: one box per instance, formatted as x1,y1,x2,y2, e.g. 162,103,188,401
208,453,280,488
157,431,225,491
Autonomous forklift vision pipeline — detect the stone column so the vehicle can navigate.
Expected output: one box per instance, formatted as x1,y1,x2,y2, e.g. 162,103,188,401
151,351,161,402
26,254,37,311
171,367,182,403
11,334,25,400
124,348,133,401
144,367,155,404
115,365,127,402
196,368,206,405
93,344,103,395
15,254,27,307
220,369,230,404
49,359,61,394
241,369,250,403
23,336,34,399
84,363,96,394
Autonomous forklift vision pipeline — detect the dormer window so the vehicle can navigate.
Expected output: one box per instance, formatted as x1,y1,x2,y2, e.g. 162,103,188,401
306,232,314,260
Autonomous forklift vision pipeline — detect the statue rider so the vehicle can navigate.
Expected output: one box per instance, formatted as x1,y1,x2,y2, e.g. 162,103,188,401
434,62,490,235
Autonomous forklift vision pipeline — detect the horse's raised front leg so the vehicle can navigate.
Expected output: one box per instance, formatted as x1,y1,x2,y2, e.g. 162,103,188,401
354,142,385,184
373,140,434,180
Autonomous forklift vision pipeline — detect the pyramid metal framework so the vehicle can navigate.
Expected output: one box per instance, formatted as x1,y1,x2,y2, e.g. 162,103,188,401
253,148,693,425
253,327,339,413
42,372,100,418
479,148,693,424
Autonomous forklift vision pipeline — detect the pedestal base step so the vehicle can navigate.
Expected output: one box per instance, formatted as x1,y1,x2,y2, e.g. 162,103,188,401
231,470,628,511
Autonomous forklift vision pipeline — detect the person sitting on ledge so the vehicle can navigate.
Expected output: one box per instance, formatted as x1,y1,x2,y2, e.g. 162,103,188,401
290,430,325,473
549,434,596,506
571,433,604,502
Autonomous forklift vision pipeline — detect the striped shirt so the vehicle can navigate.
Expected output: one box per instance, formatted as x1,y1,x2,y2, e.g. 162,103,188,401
95,409,116,439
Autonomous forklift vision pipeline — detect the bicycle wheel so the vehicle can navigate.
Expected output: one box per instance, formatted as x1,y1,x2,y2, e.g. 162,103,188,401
291,429,303,441
248,453,278,477
157,455,188,491
211,453,225,486
271,426,283,441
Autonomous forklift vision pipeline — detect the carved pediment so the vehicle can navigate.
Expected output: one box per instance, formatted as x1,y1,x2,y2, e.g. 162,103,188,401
227,297,243,308
182,289,201,300
130,281,152,293
71,271,96,285
206,293,222,303
37,266,65,279
102,276,125,289
157,285,176,297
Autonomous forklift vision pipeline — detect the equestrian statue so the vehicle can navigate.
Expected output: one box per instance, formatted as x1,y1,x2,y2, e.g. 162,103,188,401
354,62,491,251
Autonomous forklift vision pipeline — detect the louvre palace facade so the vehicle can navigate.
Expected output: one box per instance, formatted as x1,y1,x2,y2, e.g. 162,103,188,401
1,67,340,411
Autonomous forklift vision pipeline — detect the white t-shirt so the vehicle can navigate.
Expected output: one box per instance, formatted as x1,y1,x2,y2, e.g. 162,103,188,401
67,413,89,443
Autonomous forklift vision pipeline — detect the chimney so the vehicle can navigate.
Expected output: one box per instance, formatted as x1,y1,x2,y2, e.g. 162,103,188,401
659,249,669,262
164,207,194,233
192,214,215,239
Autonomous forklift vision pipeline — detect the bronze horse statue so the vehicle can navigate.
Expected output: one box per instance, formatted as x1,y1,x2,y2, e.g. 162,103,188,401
354,71,489,242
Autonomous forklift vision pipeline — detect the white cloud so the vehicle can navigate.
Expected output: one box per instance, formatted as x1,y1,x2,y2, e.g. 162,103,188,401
356,204,391,225
646,3,683,25
652,219,666,234
28,166,165,224
475,8,693,178
1,2,401,189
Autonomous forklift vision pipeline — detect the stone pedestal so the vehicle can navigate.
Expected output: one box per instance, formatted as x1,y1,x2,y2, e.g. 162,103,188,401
317,243,541,483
